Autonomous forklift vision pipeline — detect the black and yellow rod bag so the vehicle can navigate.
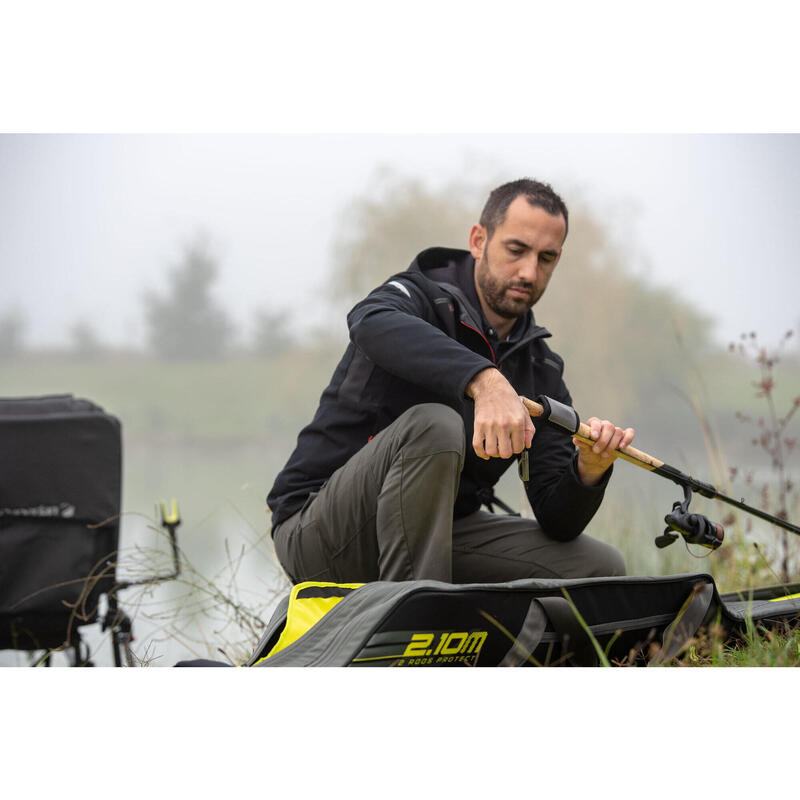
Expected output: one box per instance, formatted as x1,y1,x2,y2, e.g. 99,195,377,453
176,573,800,667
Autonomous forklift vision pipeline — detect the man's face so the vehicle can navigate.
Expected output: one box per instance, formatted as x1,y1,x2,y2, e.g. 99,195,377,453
470,196,566,323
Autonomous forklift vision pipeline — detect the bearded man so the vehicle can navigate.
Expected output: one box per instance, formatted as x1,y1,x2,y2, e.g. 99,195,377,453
267,178,634,585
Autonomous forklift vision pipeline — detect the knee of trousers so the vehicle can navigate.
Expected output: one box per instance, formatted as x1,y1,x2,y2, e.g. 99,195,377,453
395,403,465,457
590,540,627,577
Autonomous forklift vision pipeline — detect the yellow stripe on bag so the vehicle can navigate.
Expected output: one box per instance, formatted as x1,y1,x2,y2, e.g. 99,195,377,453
255,581,364,663
769,592,800,602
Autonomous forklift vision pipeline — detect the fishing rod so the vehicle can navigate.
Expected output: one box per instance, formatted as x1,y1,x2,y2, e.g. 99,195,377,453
520,395,800,551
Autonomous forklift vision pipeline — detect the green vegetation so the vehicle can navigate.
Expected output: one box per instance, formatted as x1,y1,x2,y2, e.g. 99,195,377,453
0,347,337,443
3,344,792,446
667,618,800,667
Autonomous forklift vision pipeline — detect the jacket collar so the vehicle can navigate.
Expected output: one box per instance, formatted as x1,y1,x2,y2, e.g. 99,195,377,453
408,247,552,352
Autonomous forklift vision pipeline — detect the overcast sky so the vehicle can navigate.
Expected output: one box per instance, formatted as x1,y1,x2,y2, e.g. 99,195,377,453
1,133,798,350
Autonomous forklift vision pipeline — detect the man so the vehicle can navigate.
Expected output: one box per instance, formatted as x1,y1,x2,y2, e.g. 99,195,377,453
267,178,634,585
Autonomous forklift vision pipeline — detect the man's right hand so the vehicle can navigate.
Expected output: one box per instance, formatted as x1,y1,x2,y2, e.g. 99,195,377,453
465,367,535,459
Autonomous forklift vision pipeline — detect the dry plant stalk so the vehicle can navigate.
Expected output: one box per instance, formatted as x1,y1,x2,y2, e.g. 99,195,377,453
729,330,800,582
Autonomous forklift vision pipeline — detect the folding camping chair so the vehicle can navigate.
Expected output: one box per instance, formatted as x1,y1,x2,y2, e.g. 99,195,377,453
0,395,180,666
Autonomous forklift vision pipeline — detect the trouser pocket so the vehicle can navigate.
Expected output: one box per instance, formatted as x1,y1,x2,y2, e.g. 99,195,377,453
273,508,332,584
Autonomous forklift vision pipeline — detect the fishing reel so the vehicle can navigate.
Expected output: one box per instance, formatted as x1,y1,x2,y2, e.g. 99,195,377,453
655,484,725,550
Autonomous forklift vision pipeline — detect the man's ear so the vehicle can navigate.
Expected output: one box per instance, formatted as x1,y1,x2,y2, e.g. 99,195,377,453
469,224,487,260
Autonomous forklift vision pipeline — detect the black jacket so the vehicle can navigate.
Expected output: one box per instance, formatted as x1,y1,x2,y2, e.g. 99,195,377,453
267,248,610,539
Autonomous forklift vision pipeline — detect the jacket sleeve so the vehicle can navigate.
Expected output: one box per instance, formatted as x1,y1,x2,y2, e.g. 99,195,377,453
524,378,613,541
347,276,495,403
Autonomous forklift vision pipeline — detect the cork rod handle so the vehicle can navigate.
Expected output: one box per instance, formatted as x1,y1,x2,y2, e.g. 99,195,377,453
520,396,664,471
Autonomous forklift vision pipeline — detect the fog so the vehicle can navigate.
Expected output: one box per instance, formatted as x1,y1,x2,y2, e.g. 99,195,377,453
2,133,799,350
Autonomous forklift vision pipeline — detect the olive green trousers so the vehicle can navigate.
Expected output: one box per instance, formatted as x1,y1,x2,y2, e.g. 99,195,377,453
272,404,625,584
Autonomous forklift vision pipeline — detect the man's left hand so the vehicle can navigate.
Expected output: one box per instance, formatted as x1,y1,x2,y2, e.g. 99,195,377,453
574,418,635,487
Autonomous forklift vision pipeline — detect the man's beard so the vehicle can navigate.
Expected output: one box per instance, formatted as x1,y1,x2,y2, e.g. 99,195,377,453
475,255,541,319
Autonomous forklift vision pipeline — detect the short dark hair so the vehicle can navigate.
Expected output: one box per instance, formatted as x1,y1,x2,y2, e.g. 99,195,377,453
479,178,568,240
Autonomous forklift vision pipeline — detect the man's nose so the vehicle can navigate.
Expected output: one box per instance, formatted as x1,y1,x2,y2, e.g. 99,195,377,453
517,255,539,283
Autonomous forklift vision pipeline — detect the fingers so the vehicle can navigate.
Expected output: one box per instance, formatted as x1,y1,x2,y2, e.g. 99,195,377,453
473,423,534,459
582,417,635,458
472,398,536,460
524,414,535,449
620,426,635,449
572,415,635,486
472,429,489,460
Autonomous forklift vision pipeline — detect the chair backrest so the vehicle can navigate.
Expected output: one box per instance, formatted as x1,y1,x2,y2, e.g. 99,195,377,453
0,395,122,652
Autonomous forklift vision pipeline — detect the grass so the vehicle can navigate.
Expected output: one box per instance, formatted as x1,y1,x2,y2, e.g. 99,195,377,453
675,620,800,667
